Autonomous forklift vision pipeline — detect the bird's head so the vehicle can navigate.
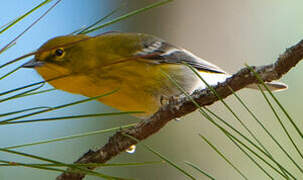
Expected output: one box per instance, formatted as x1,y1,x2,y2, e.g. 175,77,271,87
22,34,94,80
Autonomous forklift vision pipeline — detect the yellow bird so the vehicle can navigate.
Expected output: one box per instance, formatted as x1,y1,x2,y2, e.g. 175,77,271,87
22,32,287,118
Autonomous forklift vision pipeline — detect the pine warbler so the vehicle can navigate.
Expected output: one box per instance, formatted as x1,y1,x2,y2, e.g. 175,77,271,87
22,32,287,117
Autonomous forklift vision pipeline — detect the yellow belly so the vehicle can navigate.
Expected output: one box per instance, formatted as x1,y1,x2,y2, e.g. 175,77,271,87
36,60,195,117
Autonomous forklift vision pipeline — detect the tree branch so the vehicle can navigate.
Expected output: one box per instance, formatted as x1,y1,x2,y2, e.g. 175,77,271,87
56,39,303,180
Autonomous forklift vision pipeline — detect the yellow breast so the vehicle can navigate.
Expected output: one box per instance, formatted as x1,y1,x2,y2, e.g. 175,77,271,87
36,59,191,117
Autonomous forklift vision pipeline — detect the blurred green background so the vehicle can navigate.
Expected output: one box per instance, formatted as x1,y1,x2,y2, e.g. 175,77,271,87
0,0,303,179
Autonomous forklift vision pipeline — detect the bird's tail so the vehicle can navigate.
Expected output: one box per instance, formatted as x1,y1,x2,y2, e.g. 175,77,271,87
195,71,288,92
246,81,288,92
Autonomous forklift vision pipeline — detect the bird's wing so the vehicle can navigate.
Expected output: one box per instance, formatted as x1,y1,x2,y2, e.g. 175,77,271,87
135,36,226,74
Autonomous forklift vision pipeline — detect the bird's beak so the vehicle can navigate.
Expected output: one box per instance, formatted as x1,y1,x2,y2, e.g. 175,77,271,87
22,59,44,68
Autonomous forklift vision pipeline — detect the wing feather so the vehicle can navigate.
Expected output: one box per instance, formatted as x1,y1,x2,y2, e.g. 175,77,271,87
135,35,226,74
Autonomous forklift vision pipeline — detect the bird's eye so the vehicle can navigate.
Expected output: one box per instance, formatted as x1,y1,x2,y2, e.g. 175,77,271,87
54,48,64,57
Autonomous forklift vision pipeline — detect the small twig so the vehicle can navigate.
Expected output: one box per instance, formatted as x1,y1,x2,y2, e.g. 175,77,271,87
56,39,303,180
